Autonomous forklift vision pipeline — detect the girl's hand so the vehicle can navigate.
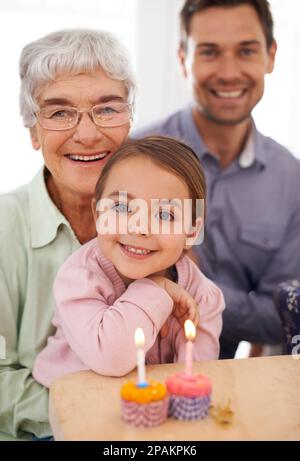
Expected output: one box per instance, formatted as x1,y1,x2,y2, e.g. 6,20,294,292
147,275,199,338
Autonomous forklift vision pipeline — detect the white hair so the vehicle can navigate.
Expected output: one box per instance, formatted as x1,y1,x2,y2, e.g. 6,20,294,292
19,28,136,127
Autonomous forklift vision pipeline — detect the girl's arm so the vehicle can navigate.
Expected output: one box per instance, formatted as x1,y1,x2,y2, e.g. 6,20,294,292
48,265,174,377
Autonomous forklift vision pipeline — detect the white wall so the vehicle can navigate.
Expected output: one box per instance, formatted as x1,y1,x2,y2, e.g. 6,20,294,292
253,0,300,157
134,0,186,128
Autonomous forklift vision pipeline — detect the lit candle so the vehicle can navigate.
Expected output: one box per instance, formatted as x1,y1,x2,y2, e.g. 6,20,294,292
134,327,147,387
184,320,196,376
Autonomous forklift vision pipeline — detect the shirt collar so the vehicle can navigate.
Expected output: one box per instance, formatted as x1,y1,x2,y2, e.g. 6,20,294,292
29,167,72,248
181,105,267,168
239,120,267,168
239,130,255,168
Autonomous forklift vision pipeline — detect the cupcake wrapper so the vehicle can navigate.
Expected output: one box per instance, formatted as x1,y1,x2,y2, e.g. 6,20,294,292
121,397,169,427
168,395,211,420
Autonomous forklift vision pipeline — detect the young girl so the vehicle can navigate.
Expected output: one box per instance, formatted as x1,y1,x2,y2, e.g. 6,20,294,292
33,136,225,387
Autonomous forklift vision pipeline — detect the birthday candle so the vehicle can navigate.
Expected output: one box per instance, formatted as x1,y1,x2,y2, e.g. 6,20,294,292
184,320,196,376
134,327,147,386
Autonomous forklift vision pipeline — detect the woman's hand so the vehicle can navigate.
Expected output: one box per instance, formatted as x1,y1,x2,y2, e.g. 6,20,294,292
147,275,199,338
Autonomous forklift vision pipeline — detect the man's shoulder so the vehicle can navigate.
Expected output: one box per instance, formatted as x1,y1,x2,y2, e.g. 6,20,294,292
132,108,188,140
259,132,300,175
254,133,300,214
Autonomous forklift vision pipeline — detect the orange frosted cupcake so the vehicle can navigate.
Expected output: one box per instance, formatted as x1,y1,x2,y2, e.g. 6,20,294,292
120,381,169,427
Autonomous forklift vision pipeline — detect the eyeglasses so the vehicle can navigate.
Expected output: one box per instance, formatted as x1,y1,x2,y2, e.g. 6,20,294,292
36,101,132,131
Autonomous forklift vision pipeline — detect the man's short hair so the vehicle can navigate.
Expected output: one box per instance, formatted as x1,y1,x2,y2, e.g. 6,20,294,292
180,0,274,51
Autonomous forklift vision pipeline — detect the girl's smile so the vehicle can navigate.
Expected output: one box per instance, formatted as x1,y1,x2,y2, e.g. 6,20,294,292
118,242,156,259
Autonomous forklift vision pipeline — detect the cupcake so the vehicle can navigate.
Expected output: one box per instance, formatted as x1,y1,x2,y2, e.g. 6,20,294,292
166,372,212,420
120,381,169,427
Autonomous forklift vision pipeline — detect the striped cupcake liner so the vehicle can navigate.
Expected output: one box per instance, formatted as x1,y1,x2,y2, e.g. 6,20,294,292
168,395,211,420
121,397,169,427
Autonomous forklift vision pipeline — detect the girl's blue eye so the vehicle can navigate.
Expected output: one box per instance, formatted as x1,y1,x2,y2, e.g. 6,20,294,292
159,210,174,221
112,202,129,213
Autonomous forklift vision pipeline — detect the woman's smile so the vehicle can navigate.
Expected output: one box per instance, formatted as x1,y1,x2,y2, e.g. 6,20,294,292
65,150,112,167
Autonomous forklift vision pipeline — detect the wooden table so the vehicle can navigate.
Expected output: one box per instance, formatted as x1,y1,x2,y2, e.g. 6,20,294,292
49,355,300,441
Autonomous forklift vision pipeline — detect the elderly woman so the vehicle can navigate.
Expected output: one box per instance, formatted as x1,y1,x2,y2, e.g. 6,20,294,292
0,29,135,440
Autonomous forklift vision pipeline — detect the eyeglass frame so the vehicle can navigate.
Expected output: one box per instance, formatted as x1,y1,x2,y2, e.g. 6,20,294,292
35,101,133,131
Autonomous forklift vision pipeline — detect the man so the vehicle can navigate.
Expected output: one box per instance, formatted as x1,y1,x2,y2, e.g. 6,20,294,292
133,0,300,358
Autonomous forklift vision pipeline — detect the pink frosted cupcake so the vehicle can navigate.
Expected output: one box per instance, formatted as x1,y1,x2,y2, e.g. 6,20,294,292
120,381,169,427
166,372,212,420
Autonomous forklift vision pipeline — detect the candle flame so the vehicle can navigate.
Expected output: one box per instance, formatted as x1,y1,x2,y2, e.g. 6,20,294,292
134,327,145,348
184,319,196,341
